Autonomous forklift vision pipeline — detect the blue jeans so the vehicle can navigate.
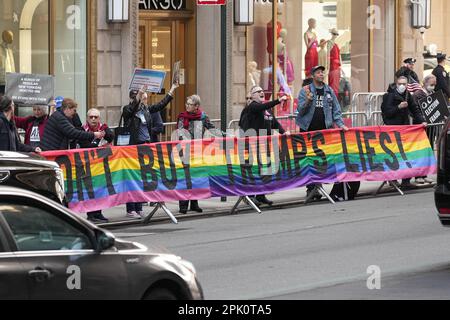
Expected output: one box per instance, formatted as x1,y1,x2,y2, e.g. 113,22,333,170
126,202,143,213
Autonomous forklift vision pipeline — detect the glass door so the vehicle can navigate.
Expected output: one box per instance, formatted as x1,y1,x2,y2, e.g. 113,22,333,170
139,19,186,124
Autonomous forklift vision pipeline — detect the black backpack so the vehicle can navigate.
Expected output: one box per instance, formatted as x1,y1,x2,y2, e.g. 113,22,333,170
380,92,390,125
330,182,361,201
239,107,251,131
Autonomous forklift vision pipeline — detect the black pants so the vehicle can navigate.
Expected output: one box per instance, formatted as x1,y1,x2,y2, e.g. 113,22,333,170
179,200,199,211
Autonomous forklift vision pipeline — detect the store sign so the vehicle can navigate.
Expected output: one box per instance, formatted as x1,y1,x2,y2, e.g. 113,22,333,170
5,73,54,106
254,0,284,4
418,91,450,124
139,0,186,10
197,0,226,5
323,5,337,18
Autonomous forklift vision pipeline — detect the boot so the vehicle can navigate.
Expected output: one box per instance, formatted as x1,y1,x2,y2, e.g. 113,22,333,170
190,201,203,213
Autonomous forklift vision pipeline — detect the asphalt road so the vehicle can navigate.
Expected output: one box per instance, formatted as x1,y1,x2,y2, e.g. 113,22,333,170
112,189,450,300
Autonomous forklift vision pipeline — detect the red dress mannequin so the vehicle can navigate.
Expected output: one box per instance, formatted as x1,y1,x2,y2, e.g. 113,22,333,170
304,34,318,77
328,41,341,96
267,21,282,65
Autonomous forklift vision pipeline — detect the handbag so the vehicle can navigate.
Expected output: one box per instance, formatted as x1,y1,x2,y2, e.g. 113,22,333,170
114,114,131,146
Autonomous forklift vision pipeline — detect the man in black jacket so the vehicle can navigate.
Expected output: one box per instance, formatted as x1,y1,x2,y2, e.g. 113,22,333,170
239,86,288,206
432,53,450,101
41,98,104,151
0,96,40,153
395,58,419,83
381,76,427,190
122,83,178,219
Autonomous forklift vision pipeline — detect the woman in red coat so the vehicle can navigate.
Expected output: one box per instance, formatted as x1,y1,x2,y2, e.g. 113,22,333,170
14,104,50,149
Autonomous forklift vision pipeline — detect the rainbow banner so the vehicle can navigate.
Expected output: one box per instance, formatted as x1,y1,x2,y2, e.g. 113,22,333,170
42,126,437,213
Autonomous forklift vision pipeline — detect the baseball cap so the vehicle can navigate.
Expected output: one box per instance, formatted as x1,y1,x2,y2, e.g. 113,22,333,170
55,96,64,109
311,65,326,75
403,58,417,64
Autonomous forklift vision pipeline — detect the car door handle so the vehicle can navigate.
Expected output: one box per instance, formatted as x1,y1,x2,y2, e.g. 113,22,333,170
28,268,52,282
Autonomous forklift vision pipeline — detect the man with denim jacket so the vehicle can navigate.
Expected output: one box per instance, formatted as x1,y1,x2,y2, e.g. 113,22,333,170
296,65,349,200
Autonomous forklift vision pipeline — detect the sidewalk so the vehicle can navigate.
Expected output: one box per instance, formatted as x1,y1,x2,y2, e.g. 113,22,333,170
96,177,437,228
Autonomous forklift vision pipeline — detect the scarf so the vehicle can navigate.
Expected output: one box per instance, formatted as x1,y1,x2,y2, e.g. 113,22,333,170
178,110,203,130
83,122,106,133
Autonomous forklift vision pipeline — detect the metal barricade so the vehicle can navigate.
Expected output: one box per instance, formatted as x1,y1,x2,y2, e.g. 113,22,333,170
369,111,384,127
342,112,369,127
368,93,386,114
350,93,373,114
161,119,221,142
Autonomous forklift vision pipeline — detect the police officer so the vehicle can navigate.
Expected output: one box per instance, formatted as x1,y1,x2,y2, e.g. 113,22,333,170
432,53,450,101
395,58,419,83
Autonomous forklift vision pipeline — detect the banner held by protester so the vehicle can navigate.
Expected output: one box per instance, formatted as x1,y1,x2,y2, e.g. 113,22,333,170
42,126,436,213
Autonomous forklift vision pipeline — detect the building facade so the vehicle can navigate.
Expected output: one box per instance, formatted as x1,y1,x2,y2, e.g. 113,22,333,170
1,0,448,127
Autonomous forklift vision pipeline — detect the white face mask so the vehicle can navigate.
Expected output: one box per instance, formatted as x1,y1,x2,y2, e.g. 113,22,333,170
397,84,406,94
427,85,435,92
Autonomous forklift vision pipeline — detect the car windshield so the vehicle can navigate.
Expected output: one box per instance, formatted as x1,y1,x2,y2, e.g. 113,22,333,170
0,203,93,252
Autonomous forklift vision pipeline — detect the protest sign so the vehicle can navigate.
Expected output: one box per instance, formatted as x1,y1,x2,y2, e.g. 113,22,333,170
5,73,54,105
129,68,166,93
173,61,181,86
42,126,436,213
418,90,450,124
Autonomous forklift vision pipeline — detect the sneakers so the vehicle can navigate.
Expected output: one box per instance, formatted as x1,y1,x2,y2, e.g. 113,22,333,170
415,178,426,184
255,195,273,206
87,212,109,224
136,211,146,218
400,182,418,191
424,177,434,184
126,211,142,219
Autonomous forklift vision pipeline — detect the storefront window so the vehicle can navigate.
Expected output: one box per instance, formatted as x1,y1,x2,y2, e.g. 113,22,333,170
423,0,450,77
0,0,87,117
55,0,87,119
247,0,394,118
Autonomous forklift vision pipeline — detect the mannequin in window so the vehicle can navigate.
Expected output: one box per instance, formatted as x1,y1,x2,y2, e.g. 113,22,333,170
304,19,318,78
277,28,295,85
327,28,341,96
247,61,261,94
266,8,283,65
0,30,16,94
318,39,328,83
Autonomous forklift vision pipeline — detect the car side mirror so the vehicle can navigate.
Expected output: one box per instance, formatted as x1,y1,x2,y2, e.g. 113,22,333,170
95,229,116,252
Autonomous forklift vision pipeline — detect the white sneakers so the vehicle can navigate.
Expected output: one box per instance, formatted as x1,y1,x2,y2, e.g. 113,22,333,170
415,177,434,184
126,211,142,219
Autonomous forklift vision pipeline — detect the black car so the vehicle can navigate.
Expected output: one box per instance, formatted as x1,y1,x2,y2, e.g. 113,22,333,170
435,118,450,226
0,151,65,204
0,186,203,300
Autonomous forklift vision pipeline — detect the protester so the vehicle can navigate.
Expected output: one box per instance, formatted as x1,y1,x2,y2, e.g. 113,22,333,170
151,111,164,143
40,98,104,151
176,95,216,214
0,96,41,153
78,108,114,223
381,76,427,190
432,53,450,101
297,65,349,201
239,86,288,206
412,74,436,185
14,105,49,149
395,58,419,83
122,83,179,219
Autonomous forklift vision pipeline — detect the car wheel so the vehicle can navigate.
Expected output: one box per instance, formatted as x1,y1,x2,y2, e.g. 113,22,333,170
144,288,178,300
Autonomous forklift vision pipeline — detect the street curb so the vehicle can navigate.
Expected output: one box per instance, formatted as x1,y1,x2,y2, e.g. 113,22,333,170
101,184,436,229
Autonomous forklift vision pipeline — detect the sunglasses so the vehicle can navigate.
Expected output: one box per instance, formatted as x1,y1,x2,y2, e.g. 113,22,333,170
89,115,99,119
252,90,264,95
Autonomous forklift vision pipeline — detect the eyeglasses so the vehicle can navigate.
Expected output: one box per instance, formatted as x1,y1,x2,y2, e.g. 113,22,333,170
186,103,196,107
89,115,99,119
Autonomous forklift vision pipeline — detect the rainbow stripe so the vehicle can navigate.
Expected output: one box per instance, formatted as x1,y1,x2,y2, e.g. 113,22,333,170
42,126,436,213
